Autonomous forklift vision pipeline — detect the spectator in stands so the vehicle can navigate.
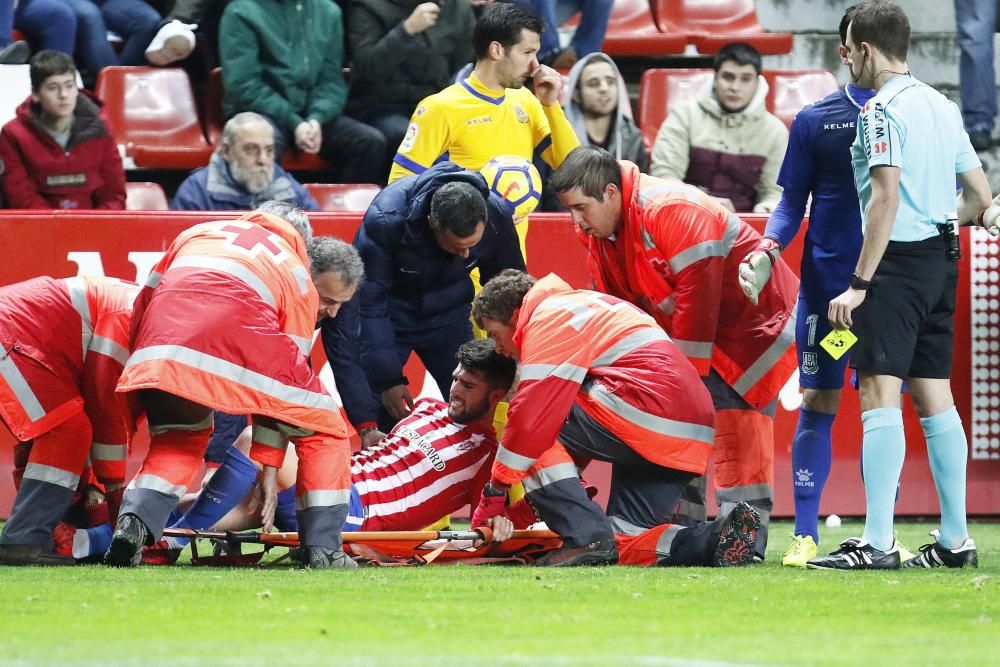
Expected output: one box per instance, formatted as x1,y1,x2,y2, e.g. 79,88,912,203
564,52,646,170
954,0,995,151
219,0,386,184
173,112,318,211
651,42,787,213
0,2,30,64
354,162,524,430
75,0,162,75
517,0,612,69
347,0,475,175
0,50,125,210
13,0,77,58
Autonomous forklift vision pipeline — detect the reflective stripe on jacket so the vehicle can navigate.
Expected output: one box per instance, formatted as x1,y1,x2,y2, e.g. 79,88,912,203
583,161,798,408
492,274,715,487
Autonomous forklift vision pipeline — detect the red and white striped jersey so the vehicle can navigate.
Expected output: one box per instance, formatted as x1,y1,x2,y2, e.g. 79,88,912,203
351,398,497,531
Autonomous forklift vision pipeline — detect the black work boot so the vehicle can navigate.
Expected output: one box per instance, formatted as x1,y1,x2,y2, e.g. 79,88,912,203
535,538,619,567
292,546,358,569
104,513,151,567
0,544,75,566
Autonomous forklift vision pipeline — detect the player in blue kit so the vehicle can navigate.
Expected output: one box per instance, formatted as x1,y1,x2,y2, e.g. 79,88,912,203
738,4,876,567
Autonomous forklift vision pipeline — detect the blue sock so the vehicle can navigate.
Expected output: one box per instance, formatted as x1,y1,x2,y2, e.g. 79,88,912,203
273,486,299,532
791,408,835,543
921,407,969,549
168,447,259,548
73,523,113,559
860,408,906,551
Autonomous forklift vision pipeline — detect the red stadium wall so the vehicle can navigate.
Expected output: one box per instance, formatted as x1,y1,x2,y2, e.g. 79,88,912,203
0,211,997,518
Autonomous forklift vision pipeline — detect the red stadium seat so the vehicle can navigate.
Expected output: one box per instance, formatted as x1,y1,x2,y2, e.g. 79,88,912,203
637,68,713,149
764,69,839,127
563,0,685,57
305,183,380,212
95,66,213,169
654,0,793,55
125,182,169,210
204,67,331,172
204,67,225,146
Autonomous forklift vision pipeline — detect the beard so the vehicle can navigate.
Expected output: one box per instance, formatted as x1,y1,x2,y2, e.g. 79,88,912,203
231,161,274,194
447,395,491,424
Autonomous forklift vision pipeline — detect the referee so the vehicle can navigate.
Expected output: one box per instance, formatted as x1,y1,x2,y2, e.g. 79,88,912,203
808,1,992,570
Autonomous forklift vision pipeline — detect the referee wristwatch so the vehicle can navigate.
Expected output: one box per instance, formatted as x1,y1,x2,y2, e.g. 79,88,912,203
849,273,872,291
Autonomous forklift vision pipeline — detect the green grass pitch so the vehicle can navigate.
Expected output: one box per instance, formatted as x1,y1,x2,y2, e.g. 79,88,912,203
1,520,997,667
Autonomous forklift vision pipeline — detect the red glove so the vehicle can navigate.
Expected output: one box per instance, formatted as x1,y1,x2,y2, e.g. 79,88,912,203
471,493,507,528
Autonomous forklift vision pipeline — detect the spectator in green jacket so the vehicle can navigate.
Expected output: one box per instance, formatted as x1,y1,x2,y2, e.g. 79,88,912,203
219,0,387,184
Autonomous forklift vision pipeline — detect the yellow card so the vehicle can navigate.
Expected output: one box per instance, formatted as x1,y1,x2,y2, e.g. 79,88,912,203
820,329,858,360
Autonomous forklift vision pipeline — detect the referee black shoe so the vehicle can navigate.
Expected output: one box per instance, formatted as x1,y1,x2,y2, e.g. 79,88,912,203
807,538,901,570
901,537,978,569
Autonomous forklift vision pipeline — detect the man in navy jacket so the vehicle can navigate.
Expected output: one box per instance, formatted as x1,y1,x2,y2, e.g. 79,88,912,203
354,162,524,429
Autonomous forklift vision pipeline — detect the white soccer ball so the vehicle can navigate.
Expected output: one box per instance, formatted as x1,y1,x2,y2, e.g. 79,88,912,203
825,514,842,528
480,155,543,223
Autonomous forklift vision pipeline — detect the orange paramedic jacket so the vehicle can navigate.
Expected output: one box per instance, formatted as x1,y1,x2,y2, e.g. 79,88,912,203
117,212,347,456
491,274,715,487
582,161,798,409
0,275,137,486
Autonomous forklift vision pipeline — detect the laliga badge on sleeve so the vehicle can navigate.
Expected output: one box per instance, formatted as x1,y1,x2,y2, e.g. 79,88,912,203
820,329,858,360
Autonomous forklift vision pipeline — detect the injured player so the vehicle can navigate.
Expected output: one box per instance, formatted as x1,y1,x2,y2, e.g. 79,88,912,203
142,338,529,563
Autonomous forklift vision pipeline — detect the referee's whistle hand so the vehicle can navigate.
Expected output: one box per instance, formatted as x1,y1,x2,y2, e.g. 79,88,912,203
828,287,865,330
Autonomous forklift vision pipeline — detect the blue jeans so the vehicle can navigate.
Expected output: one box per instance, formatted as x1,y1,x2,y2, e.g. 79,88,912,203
955,0,997,131
511,0,612,59
14,0,77,54
61,0,161,72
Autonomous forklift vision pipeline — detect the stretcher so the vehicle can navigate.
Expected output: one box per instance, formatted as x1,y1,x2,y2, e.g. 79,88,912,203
162,527,563,567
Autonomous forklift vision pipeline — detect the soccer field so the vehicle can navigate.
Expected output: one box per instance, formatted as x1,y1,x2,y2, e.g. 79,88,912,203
1,520,996,667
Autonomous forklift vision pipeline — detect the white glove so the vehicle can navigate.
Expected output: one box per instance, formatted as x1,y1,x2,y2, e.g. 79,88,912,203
738,237,781,306
981,200,1000,237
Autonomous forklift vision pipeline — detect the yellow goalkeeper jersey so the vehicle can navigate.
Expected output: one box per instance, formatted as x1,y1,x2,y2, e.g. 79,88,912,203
388,73,579,183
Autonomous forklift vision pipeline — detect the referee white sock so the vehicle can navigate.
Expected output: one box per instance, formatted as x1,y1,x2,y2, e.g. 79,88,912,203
921,407,969,550
860,408,905,552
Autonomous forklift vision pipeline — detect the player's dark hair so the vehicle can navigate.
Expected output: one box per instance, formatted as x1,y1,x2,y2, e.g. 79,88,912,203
30,50,76,90
839,4,862,46
473,3,544,61
473,269,536,327
455,338,516,392
849,1,910,62
429,182,488,238
549,146,622,201
713,42,762,75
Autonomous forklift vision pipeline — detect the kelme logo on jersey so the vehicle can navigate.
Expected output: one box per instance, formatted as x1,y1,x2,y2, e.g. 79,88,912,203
413,435,446,472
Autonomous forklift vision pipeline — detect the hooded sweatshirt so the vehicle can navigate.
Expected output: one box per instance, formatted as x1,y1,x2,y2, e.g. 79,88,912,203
563,53,648,171
650,76,787,213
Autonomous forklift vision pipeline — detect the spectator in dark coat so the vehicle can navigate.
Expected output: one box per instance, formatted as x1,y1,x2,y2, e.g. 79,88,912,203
353,161,524,430
347,0,475,171
0,50,125,210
